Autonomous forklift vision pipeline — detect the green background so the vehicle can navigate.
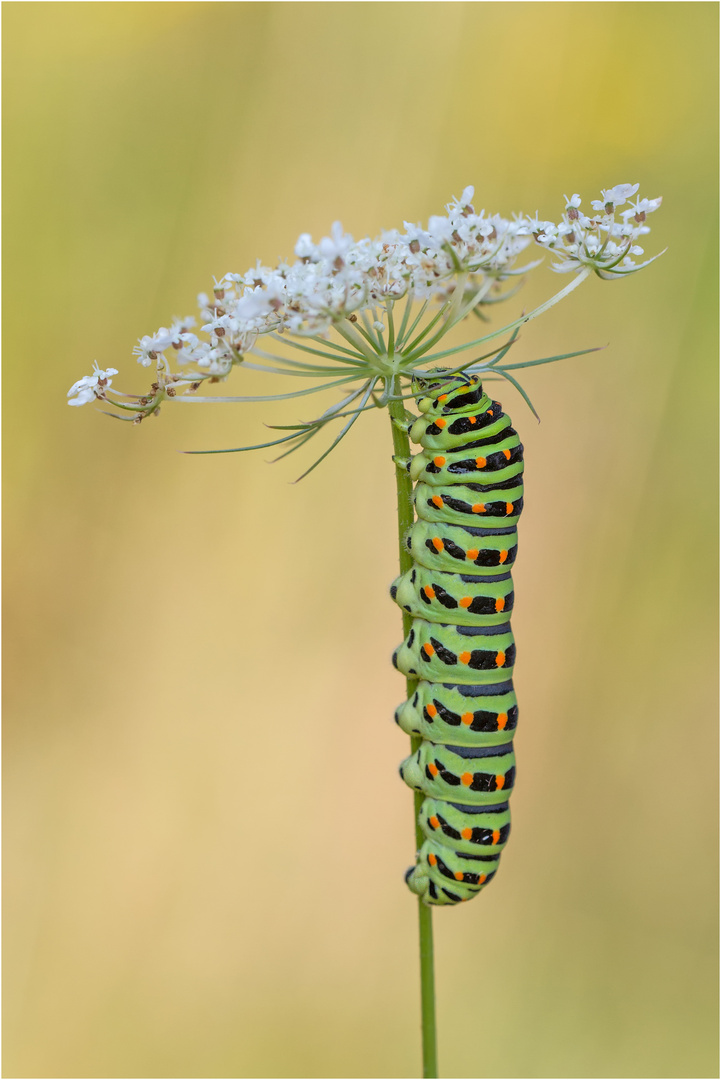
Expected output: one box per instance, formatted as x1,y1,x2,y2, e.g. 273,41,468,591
4,3,718,1077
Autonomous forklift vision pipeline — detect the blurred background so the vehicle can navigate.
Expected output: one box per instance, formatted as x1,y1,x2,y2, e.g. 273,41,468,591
3,3,717,1078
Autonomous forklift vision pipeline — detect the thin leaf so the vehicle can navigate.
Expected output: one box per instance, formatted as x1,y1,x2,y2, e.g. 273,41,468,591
499,345,603,371
172,375,361,404
293,381,375,482
270,385,375,464
270,429,320,463
495,368,541,421
183,430,305,455
100,410,142,422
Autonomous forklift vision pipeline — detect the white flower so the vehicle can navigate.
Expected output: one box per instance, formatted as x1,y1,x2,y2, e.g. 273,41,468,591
193,345,235,377
426,215,453,243
133,328,174,366
591,182,640,213
317,221,354,263
621,195,663,223
294,233,316,260
67,363,118,406
170,315,196,336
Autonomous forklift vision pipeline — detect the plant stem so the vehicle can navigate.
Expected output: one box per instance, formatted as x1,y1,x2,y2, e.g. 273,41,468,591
388,375,439,1079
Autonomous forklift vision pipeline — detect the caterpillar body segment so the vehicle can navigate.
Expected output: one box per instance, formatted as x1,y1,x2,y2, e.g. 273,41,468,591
409,439,523,486
407,519,519,575
395,681,518,746
390,566,514,625
392,619,516,682
414,480,524,529
407,841,502,906
418,796,512,854
392,375,524,906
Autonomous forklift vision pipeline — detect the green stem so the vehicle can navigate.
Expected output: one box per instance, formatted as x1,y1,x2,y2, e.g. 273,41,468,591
388,375,439,1079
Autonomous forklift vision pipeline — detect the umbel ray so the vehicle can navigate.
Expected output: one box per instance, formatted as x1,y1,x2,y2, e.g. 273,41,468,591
70,182,663,1074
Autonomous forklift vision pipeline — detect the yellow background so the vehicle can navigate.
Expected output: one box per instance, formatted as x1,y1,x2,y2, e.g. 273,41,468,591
4,3,717,1077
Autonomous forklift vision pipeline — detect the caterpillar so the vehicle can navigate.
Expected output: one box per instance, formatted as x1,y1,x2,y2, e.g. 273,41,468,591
391,373,524,907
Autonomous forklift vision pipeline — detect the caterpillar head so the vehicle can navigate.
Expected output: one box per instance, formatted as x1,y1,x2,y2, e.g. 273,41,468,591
413,370,485,415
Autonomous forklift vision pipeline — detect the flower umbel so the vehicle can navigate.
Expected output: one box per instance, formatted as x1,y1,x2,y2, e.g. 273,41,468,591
71,184,663,473
528,183,663,278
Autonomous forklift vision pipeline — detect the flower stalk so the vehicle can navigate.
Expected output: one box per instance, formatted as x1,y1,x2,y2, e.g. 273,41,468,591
389,376,438,1077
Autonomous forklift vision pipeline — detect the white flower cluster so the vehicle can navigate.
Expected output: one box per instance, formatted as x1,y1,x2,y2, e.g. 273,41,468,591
181,185,536,351
526,183,663,278
67,362,119,406
69,183,663,413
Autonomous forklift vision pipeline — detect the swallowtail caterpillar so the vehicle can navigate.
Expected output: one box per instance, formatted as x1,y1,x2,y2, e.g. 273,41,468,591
391,373,522,906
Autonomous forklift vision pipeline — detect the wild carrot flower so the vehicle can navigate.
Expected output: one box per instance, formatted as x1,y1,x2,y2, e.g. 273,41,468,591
68,183,663,461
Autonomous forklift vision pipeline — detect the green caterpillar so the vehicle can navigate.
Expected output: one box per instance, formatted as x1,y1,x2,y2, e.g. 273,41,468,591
391,374,523,906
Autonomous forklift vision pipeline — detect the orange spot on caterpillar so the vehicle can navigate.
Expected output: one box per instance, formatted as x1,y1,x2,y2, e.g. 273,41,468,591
423,643,435,658
435,418,447,428
429,816,440,829
431,495,443,509
492,830,501,844
459,651,471,665
428,762,439,777
454,871,464,881
469,416,477,424
461,827,473,840
461,712,473,725
486,408,493,415
432,537,443,552
472,503,485,513
461,772,473,786
496,774,505,790
503,449,511,460
433,456,446,467
438,394,448,402
495,597,505,612
466,548,479,561
496,651,506,667
499,550,508,563
497,712,508,729
424,585,436,599
479,873,487,884
506,502,513,514
426,703,437,718
459,596,472,608
476,456,487,468
428,853,437,865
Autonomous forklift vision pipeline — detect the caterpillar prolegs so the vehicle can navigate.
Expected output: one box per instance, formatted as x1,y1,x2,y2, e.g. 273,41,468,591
391,375,524,907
